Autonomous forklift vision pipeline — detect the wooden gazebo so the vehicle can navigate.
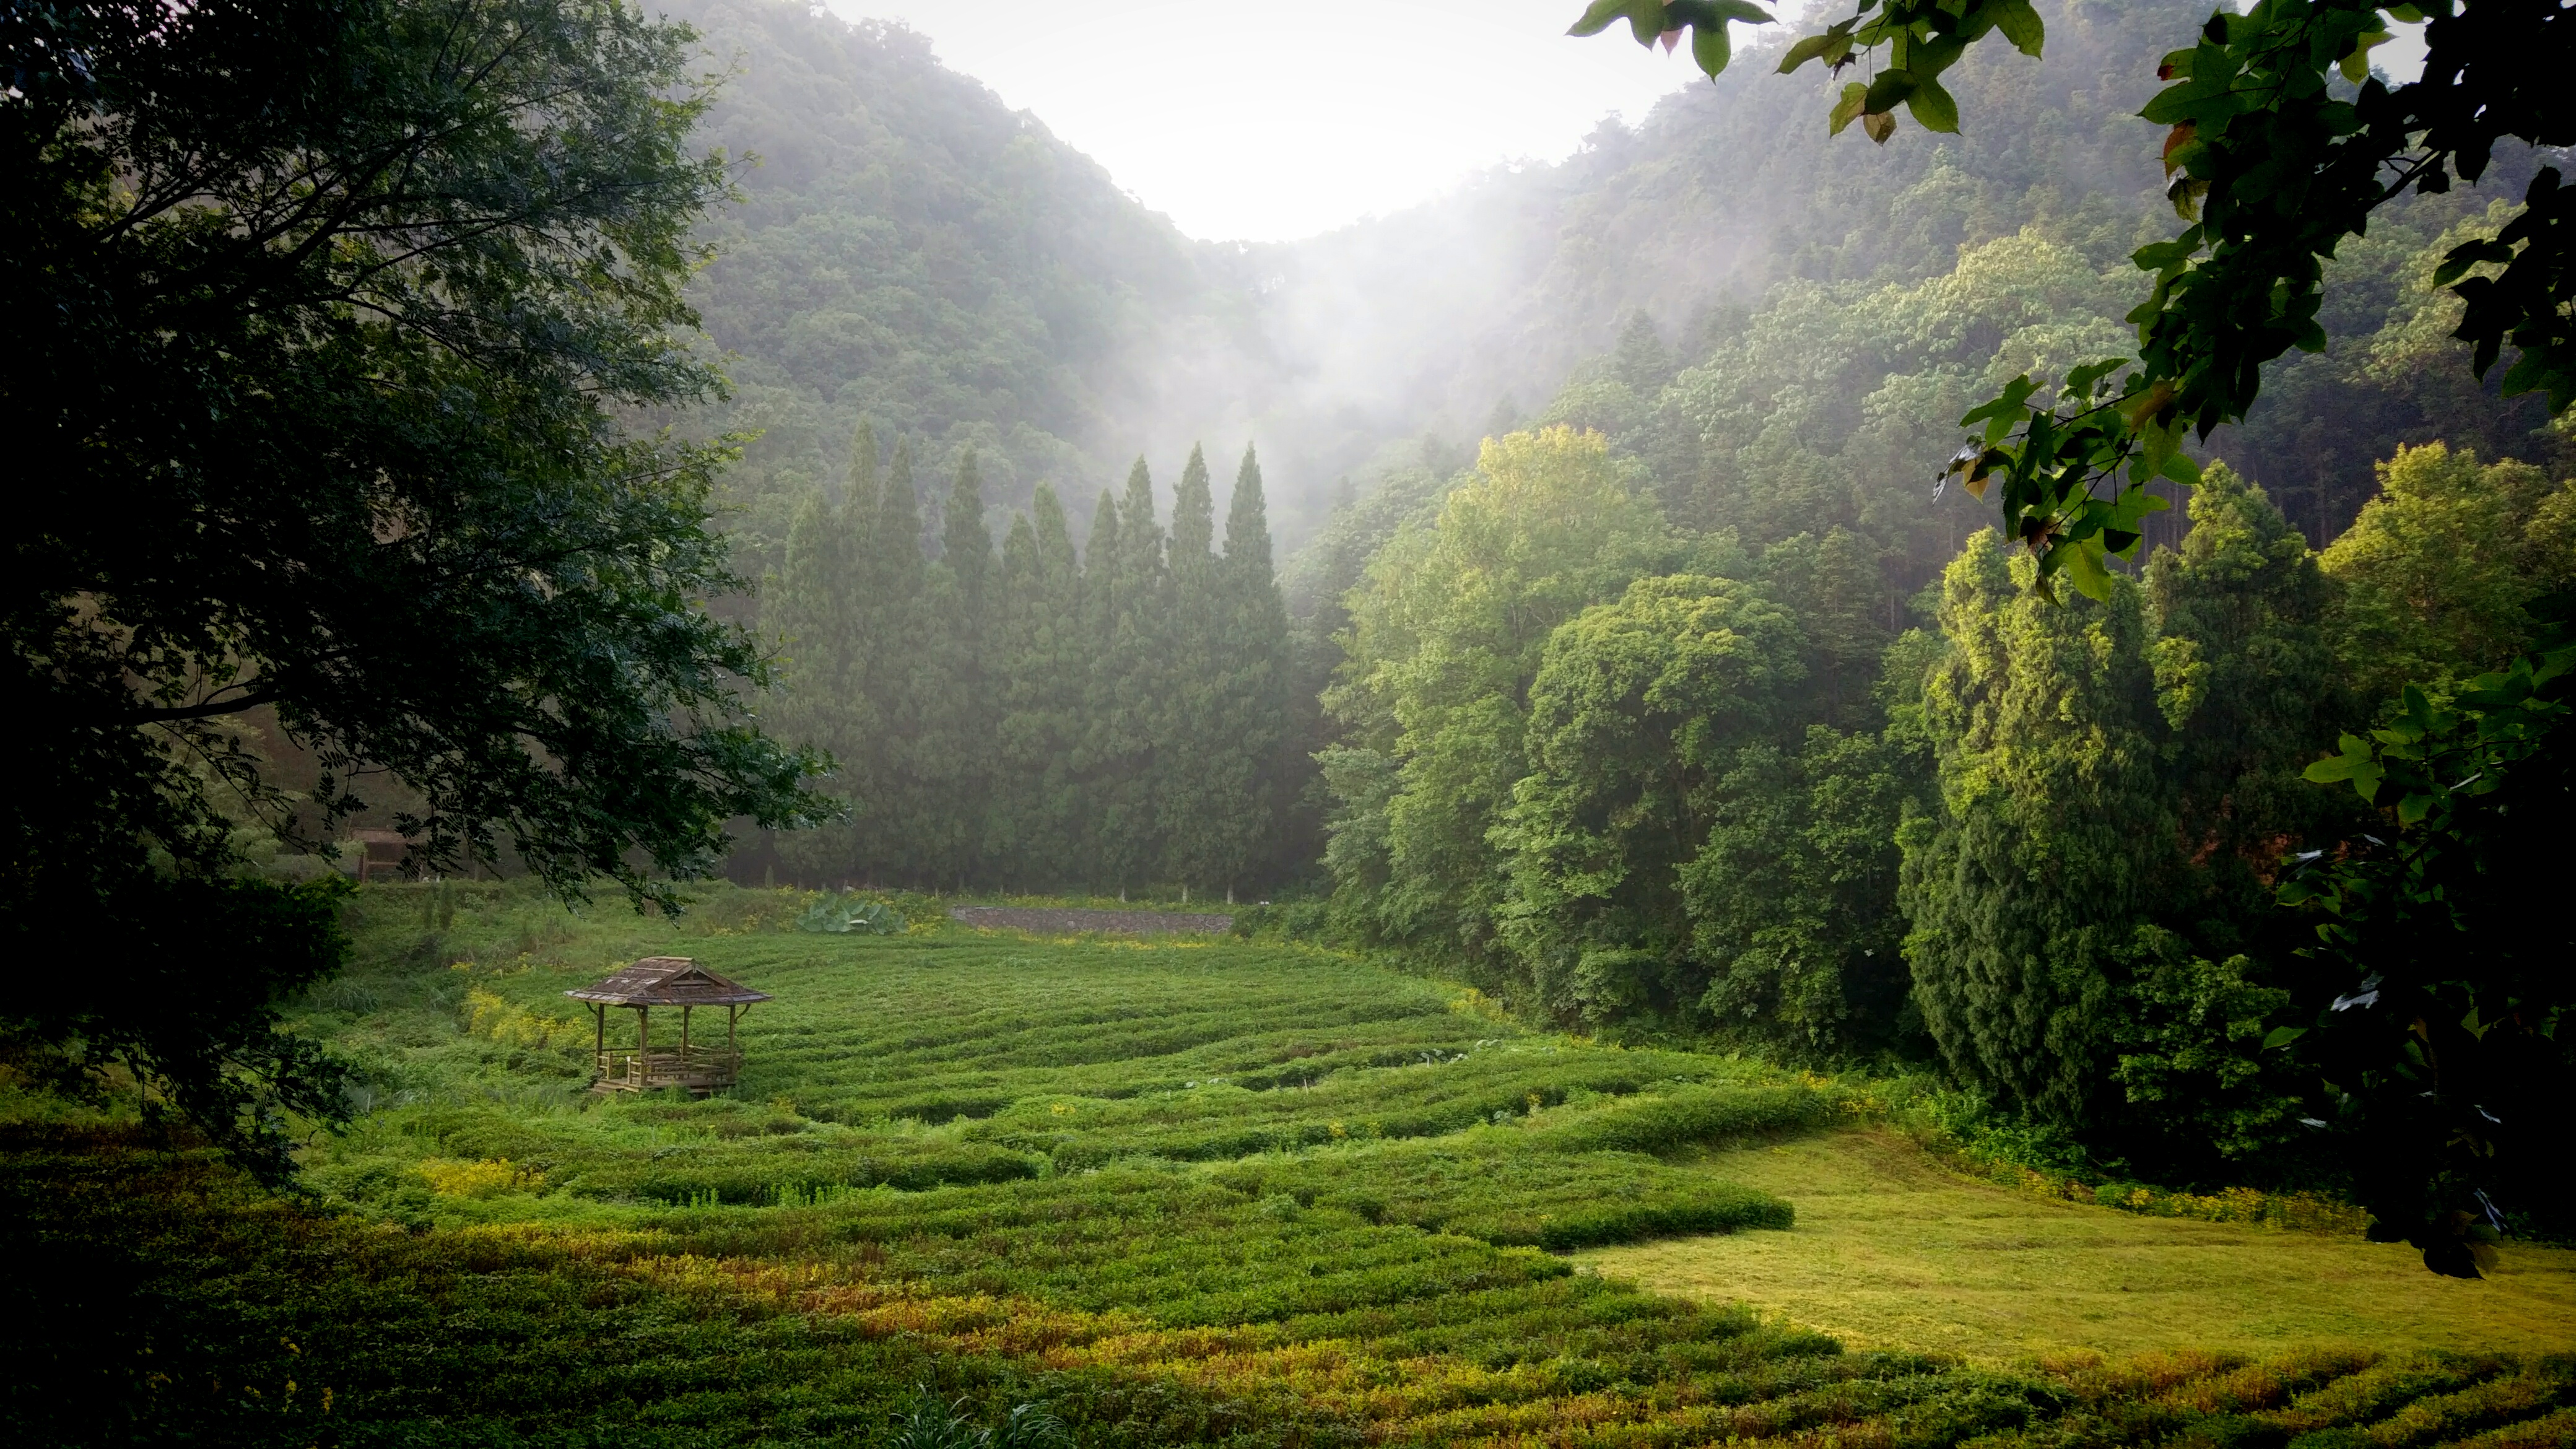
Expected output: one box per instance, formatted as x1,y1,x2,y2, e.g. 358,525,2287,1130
566,957,770,1095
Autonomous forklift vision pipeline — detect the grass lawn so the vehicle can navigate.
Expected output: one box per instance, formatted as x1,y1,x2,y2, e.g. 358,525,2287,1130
1577,1129,2576,1364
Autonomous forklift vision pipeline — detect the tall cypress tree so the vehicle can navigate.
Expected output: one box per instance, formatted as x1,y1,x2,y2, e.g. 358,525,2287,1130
856,437,928,882
1898,531,2176,1127
775,420,881,886
1214,443,1291,900
1074,487,1123,887
991,510,1043,884
942,447,990,615
1159,446,1224,890
911,447,992,889
768,485,850,884
992,485,1091,889
1089,458,1165,894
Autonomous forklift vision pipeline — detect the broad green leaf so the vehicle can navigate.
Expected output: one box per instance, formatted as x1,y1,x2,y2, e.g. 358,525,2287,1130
2402,683,2434,729
1828,81,1868,136
1778,32,1833,71
1567,0,1642,37
1993,0,2045,58
2063,357,2127,399
1961,374,2039,429
2157,451,2201,486
1693,19,1731,77
2058,536,2113,600
1905,74,1960,133
2340,30,2391,84
2262,1025,2307,1051
1863,68,1919,116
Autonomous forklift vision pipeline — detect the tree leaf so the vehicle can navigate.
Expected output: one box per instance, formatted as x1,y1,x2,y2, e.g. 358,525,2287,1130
2058,536,2113,600
1778,32,1833,71
1863,68,1918,116
2262,1025,2307,1051
1828,81,1868,135
1860,109,1897,145
1993,0,2045,58
1905,74,1960,133
1692,19,1732,77
1567,0,1643,38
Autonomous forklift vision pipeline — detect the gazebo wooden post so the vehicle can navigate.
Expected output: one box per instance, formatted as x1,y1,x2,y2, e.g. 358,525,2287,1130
681,1004,692,1064
638,1005,650,1087
726,1004,738,1059
592,1003,605,1078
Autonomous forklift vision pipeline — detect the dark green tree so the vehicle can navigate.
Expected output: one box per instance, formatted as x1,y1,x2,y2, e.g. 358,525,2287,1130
1214,445,1294,900
991,487,1091,888
1495,573,1803,1027
856,438,929,880
772,421,879,885
1899,532,2175,1125
911,447,993,888
1159,446,1225,892
1089,459,1167,893
4,0,819,1173
1686,724,1922,1056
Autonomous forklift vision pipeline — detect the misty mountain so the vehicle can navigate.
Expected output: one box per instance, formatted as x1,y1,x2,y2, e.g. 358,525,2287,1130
673,0,2198,576
674,0,2551,596
664,0,1264,577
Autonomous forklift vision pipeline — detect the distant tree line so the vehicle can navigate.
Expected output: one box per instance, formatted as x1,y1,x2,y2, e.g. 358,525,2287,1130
762,428,1293,900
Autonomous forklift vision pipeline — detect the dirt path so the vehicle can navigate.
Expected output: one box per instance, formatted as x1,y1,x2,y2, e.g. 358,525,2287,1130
946,905,1234,934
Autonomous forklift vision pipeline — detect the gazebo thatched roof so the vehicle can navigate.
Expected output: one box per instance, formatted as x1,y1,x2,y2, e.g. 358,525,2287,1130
565,957,770,1008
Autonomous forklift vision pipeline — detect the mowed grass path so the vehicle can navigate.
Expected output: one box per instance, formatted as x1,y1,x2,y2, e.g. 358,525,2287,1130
1577,1131,2576,1363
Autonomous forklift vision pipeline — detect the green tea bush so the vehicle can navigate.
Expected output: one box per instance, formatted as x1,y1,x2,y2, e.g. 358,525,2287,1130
1533,1083,1834,1154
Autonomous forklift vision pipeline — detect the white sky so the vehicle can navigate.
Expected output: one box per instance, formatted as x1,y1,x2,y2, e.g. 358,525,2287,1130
820,0,1731,243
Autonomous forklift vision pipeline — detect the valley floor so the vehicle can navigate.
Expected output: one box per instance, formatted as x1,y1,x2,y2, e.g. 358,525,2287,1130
9,882,2574,1447
1580,1130,2576,1364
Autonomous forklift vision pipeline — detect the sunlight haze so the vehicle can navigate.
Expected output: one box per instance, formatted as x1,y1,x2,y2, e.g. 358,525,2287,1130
822,0,1732,241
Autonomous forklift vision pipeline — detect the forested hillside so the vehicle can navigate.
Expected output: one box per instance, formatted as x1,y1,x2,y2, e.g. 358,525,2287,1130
661,0,1259,575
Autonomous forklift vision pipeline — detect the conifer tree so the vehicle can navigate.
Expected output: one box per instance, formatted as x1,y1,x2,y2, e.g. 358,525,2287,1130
768,487,850,884
942,446,991,616
910,448,993,888
1089,458,1166,893
775,420,881,886
1213,444,1291,900
993,486,1090,888
1159,446,1225,890
855,437,928,881
1899,532,2177,1127
1074,487,1123,886
991,511,1044,882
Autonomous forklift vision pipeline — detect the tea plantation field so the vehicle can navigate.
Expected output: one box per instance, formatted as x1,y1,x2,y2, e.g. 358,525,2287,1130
6,881,2573,1448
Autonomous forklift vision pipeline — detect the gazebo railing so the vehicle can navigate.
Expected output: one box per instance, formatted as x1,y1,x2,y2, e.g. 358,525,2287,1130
592,1043,744,1094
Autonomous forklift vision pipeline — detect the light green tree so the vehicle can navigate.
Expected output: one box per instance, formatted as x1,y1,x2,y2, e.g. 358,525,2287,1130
1324,426,1666,975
